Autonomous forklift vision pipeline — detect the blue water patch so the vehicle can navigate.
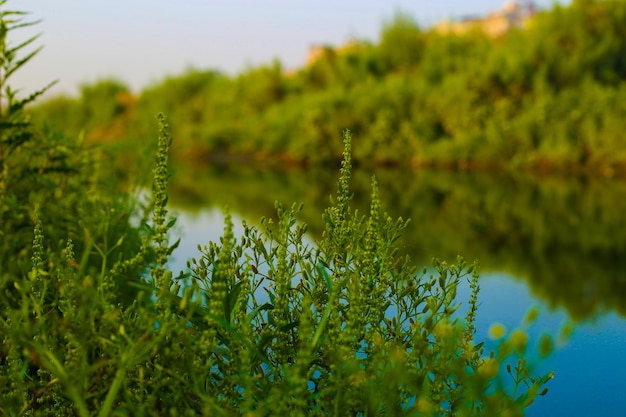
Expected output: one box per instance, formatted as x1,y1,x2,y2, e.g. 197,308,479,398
459,274,626,417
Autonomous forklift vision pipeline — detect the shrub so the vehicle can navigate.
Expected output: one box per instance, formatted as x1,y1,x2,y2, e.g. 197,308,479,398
1,119,552,415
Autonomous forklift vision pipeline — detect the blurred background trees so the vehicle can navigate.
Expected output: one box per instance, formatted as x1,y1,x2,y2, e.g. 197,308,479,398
27,0,626,174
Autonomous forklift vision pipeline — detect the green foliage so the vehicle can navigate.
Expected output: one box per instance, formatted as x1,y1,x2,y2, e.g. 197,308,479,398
2,120,553,415
0,3,71,269
27,0,626,173
1,2,553,414
378,13,424,72
0,2,55,117
27,79,133,141
0,4,144,303
1,1,50,205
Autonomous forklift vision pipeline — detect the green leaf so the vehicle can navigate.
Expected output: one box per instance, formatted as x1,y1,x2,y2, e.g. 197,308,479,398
5,46,43,80
316,262,332,292
142,223,154,234
224,281,243,324
248,302,274,320
263,287,276,304
166,237,181,256
5,32,41,58
7,19,44,32
279,320,299,332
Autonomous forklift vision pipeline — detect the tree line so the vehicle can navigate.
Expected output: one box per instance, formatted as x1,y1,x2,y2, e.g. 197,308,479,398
29,0,626,174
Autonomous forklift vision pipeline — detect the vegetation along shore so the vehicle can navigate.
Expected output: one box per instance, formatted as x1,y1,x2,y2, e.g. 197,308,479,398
29,0,626,177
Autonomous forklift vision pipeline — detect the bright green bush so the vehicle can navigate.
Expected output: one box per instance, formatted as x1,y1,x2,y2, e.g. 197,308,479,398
2,119,553,415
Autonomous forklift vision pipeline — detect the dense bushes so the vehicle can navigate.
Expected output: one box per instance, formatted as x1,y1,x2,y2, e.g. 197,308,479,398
1,122,554,415
29,0,626,173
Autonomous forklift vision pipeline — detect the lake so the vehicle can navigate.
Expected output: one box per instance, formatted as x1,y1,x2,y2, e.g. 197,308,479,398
165,164,626,417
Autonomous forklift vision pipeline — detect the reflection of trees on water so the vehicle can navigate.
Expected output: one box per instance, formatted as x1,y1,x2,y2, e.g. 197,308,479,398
168,164,626,321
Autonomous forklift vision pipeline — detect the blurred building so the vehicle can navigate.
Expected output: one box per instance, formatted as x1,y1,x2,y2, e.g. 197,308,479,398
436,1,537,37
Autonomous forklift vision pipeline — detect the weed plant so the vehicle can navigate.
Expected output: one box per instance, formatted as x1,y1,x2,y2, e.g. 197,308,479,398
0,2,552,415
1,119,553,415
0,2,145,307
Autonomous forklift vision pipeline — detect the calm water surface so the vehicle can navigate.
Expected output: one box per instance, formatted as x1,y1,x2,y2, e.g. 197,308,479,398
167,166,626,417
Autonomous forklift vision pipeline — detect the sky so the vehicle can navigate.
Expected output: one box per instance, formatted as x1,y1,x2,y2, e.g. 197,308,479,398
10,0,564,97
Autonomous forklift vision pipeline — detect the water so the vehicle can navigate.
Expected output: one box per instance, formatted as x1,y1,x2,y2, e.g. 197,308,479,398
165,165,626,416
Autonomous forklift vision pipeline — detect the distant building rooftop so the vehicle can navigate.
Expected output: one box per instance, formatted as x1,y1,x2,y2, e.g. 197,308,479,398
436,1,538,37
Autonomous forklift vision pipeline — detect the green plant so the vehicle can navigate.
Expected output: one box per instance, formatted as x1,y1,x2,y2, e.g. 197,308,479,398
0,2,553,414
2,120,552,415
0,2,85,292
0,0,55,169
0,1,50,252
0,1,144,297
176,129,553,416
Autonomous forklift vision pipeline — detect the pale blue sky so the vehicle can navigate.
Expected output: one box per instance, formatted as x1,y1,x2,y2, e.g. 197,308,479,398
11,1,563,96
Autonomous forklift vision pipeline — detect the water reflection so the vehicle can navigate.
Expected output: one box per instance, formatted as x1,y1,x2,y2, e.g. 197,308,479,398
168,164,626,322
